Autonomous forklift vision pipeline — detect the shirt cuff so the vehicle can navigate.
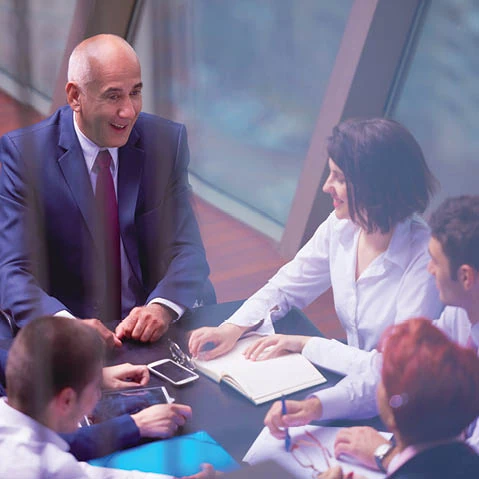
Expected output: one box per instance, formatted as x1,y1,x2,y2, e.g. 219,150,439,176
302,337,380,375
308,369,381,421
148,298,185,321
223,305,278,336
308,384,353,421
54,310,76,319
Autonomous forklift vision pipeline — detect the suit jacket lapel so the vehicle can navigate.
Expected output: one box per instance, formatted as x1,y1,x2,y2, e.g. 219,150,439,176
118,127,144,285
57,109,99,250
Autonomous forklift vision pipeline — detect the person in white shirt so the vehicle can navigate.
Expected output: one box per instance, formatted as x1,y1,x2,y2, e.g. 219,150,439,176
189,118,442,365
319,318,479,479
265,195,479,477
0,315,214,479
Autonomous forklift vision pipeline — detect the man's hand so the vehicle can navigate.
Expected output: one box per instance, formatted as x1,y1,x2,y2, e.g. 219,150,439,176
115,303,175,342
130,403,192,438
334,426,392,470
83,318,122,348
102,363,150,389
317,466,368,479
188,323,247,360
317,465,344,479
243,334,310,361
179,463,220,479
264,397,322,439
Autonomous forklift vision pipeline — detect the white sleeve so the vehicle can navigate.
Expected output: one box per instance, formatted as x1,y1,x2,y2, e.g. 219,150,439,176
394,247,443,325
80,462,173,478
302,337,380,375
224,215,334,333
308,355,382,421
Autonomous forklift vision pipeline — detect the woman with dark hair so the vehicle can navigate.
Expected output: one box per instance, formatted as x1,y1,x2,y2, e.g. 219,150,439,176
318,318,479,479
189,118,442,376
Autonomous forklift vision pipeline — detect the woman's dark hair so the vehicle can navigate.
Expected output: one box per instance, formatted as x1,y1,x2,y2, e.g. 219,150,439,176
327,118,437,233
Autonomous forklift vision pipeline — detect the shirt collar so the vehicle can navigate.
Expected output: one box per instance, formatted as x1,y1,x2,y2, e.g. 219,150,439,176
332,213,358,247
0,397,70,452
73,114,118,174
334,213,425,272
383,214,426,271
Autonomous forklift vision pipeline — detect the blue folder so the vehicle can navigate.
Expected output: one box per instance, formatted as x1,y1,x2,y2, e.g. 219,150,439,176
88,430,239,477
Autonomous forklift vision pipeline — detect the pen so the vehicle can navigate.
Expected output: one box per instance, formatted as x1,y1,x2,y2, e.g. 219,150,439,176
281,396,291,452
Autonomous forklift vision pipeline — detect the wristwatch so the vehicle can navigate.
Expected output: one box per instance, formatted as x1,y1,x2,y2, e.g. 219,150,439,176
374,441,395,472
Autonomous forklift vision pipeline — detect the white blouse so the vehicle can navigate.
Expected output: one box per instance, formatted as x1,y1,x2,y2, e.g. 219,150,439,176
226,211,443,354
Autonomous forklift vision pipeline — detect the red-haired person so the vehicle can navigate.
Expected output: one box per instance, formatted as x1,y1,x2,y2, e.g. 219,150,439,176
319,318,479,479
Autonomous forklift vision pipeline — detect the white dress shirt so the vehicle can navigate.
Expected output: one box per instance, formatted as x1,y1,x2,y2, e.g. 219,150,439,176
0,397,171,478
226,211,442,353
310,306,479,453
56,117,184,320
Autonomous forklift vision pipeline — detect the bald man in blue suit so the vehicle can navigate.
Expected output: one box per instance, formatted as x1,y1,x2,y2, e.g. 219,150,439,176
0,34,212,346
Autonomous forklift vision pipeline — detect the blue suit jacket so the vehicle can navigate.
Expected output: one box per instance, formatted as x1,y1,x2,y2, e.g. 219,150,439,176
0,106,211,324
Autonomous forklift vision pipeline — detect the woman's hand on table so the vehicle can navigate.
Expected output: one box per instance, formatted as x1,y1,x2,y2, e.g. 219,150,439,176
243,334,310,360
188,323,247,360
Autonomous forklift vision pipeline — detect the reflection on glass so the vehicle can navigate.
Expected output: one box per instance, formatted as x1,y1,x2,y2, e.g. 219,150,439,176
135,0,352,231
0,0,75,101
392,1,479,214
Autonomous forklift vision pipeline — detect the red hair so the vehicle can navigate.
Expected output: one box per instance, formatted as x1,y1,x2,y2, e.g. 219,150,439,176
381,318,479,444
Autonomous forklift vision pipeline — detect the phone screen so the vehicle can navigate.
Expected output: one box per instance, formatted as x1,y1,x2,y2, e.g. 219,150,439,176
150,361,197,382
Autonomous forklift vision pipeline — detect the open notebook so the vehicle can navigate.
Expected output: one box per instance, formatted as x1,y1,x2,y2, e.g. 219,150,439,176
193,335,327,405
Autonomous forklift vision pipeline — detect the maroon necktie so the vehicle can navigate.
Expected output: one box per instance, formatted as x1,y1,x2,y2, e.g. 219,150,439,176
95,150,121,322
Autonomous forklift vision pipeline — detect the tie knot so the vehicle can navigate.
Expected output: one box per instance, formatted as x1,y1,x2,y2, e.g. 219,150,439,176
96,150,112,170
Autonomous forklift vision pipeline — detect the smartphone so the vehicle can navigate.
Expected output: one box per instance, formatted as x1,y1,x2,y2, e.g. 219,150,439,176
147,359,199,386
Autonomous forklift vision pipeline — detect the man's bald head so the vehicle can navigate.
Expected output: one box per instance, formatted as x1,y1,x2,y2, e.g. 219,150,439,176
65,33,142,147
67,34,139,88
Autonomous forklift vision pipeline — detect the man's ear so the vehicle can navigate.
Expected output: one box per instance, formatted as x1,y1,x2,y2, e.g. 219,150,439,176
65,82,81,112
55,387,77,413
457,264,477,291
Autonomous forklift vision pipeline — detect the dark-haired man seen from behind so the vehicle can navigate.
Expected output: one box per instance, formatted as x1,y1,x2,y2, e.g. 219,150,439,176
0,34,211,347
0,316,214,478
0,339,192,461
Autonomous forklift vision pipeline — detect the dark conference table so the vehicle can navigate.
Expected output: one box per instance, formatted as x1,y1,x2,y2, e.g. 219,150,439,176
107,300,371,462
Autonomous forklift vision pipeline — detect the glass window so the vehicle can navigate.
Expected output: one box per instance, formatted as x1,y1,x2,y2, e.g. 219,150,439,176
0,0,75,110
392,0,479,213
135,0,352,237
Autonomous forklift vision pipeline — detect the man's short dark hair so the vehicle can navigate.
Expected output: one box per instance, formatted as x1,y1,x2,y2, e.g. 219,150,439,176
6,316,105,418
327,118,437,233
429,195,479,278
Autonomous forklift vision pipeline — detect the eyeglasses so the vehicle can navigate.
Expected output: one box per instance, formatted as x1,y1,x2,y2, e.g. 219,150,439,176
168,338,196,371
290,431,332,478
